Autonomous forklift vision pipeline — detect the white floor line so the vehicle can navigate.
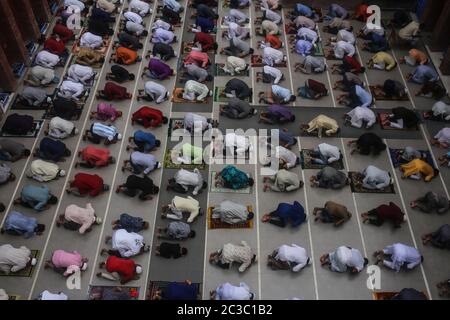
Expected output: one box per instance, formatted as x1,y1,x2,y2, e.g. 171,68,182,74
280,8,295,104
296,138,319,300
27,1,128,300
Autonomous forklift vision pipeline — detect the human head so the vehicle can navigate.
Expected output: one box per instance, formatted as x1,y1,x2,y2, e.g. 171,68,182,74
202,181,208,189
162,116,169,124
143,222,150,230
248,178,254,186
35,224,45,233
48,195,58,204
129,73,136,81
206,75,214,81
135,265,143,274
155,140,161,147
64,149,71,157
103,184,110,192
249,293,254,300
137,42,143,49
181,247,188,256
247,212,254,220
249,48,254,54
289,95,296,102
189,230,196,238
290,115,296,122
363,258,369,267
95,216,103,224
151,186,160,194
81,262,88,271
142,30,148,37
360,67,366,73
23,149,31,157
251,254,257,263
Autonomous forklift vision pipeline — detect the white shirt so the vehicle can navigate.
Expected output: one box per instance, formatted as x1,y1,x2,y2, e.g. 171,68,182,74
275,244,310,272
40,290,68,300
174,168,204,195
432,101,450,120
144,81,167,104
67,64,94,84
80,32,103,49
346,107,376,128
263,47,284,66
0,244,31,273
435,127,450,145
334,41,355,59
384,243,422,272
227,22,248,40
275,146,297,168
216,282,252,300
152,28,175,44
184,112,209,133
124,11,143,25
64,0,84,11
262,8,281,24
49,116,75,139
129,0,151,16
35,50,60,68
317,143,341,163
225,56,247,75
334,246,365,272
112,229,144,258
126,21,145,35
263,65,282,84
225,133,251,155
297,27,318,44
152,19,171,31
337,29,355,44
59,80,84,100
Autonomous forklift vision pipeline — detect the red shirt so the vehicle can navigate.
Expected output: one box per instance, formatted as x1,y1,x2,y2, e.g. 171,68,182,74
104,82,127,100
132,107,163,128
53,23,74,42
106,256,136,283
355,4,369,22
375,202,404,226
194,32,215,51
81,145,110,166
71,173,104,196
344,56,362,73
44,36,66,55
265,34,282,49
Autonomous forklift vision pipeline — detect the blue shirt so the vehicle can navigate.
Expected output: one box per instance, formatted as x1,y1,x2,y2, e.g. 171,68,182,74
295,39,312,56
412,65,439,84
296,4,313,17
196,17,215,33
275,201,306,227
40,137,66,162
355,85,373,108
21,185,51,211
4,211,38,238
278,130,296,147
92,122,118,141
134,130,156,149
164,282,198,300
272,85,292,102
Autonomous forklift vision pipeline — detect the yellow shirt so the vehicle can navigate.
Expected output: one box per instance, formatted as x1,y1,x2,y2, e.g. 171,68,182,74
307,115,339,137
372,52,396,70
401,159,435,182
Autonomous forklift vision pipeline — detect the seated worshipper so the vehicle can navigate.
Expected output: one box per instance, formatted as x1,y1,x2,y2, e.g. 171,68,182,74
142,58,175,80
172,143,204,165
422,224,450,249
209,241,256,272
313,201,352,226
83,123,122,145
162,195,201,223
44,34,67,56
293,39,313,56
182,63,212,83
116,175,160,200
327,3,349,19
102,229,149,258
267,244,311,272
407,65,439,84
173,112,213,135
106,65,135,83
220,56,250,76
90,103,122,122
383,107,420,130
157,221,195,240
294,55,326,74
211,200,254,225
220,97,257,119
190,16,216,33
14,185,58,212
337,84,373,108
125,21,148,38
263,169,303,192
361,202,405,228
25,66,59,86
0,139,31,162
52,22,75,42
1,211,45,238
44,249,88,277
308,143,342,165
222,78,252,100
129,0,152,16
109,47,141,65
359,165,392,190
166,168,207,195
0,163,15,185
344,106,376,129
374,243,423,272
66,173,109,197
215,165,254,190
400,48,428,66
261,201,306,228
45,117,79,139
151,27,177,44
259,84,296,105
17,86,52,108
361,33,389,53
52,96,82,120
112,213,149,232
348,132,386,155
367,52,397,71
372,80,407,100
330,55,365,75
323,17,352,35
57,80,86,101
26,159,66,182
320,246,368,273
257,20,280,37
211,282,254,300
0,244,37,274
310,166,349,189
96,82,132,100
152,280,198,300
297,79,328,100
122,151,161,175
400,158,438,182
225,22,250,40
180,80,212,102
193,32,218,52
398,21,423,45
34,138,71,162
67,64,95,86
127,130,160,153
75,145,115,168
56,203,101,234
303,114,340,138
410,191,450,214
131,106,168,128
76,47,105,66
136,81,168,103
221,37,254,58
431,127,450,148
97,255,142,284
155,242,188,259
261,46,286,66
80,32,106,50
224,8,249,25
183,50,210,69
35,50,63,69
117,32,143,51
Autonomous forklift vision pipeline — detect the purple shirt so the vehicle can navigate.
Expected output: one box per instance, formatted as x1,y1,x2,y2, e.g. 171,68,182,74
148,58,173,80
268,104,293,121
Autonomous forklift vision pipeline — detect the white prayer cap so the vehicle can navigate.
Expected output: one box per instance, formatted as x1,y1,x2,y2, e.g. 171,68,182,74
135,266,142,274
59,169,66,177
81,263,88,271
31,258,37,266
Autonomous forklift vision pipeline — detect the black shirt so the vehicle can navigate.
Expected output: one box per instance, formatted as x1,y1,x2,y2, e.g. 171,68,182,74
159,242,182,259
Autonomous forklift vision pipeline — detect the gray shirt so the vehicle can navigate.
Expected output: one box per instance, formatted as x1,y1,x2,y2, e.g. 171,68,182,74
231,37,251,55
227,97,251,115
185,63,208,82
167,221,191,239
22,87,48,106
0,139,26,161
0,163,12,184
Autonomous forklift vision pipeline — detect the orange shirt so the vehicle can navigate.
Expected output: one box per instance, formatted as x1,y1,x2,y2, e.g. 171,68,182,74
116,47,138,65
265,34,282,49
409,49,428,65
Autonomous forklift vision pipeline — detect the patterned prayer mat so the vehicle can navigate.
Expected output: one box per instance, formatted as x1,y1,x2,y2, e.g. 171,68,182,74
0,120,44,138
208,206,254,229
300,149,344,170
348,171,395,194
210,171,252,194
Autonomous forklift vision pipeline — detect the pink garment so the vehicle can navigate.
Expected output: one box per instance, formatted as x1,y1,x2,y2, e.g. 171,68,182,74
96,103,120,121
183,51,210,68
51,250,82,276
